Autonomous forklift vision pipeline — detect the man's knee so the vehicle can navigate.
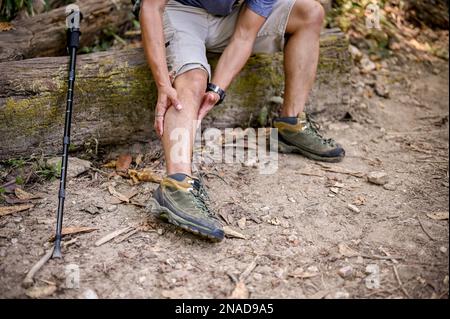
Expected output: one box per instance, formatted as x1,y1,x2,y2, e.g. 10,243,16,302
290,0,325,31
175,68,208,100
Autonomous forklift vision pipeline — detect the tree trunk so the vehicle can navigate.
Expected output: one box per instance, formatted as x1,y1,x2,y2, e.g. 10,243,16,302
0,0,131,62
0,28,351,160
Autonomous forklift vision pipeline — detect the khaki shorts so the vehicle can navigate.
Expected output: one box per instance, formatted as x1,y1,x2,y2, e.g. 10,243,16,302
162,0,296,80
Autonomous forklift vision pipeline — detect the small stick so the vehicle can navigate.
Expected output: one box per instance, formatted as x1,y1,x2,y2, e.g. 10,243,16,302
380,247,399,264
115,228,139,243
417,216,437,241
360,254,405,261
95,227,134,247
23,247,54,287
239,257,258,281
393,265,411,299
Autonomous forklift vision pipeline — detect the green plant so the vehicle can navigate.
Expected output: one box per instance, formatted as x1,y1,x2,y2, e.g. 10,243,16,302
0,0,33,21
35,159,61,181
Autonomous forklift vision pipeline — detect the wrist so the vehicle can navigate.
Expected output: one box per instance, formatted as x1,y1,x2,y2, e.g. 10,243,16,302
206,83,226,105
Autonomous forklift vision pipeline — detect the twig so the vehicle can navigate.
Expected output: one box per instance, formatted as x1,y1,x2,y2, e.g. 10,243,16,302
393,265,412,299
115,228,139,243
23,247,54,287
360,254,405,261
417,216,437,241
380,247,399,264
95,227,134,247
239,257,258,281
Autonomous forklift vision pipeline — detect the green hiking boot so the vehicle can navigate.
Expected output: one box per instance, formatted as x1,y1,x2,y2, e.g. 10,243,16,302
271,112,345,163
147,174,224,241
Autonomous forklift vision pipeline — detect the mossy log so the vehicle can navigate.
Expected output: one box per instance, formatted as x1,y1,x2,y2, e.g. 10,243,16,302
0,0,131,62
0,28,351,159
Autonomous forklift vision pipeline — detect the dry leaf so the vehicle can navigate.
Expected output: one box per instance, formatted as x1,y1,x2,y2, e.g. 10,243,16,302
102,160,117,169
49,226,98,241
15,188,40,200
0,22,14,32
353,196,367,206
108,185,130,203
229,280,249,299
338,243,359,257
426,211,449,221
0,204,34,217
26,285,57,299
223,226,247,239
128,169,162,184
116,154,132,175
135,154,143,166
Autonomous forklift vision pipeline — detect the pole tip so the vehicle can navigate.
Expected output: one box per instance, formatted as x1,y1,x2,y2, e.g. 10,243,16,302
52,244,62,259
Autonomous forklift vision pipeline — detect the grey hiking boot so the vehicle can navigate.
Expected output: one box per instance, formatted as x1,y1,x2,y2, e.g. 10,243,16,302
147,174,224,241
271,112,345,162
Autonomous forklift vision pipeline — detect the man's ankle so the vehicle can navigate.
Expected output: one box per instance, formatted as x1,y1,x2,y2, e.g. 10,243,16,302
168,173,191,182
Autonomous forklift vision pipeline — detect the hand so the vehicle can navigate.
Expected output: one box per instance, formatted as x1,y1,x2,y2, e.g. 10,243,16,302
154,85,182,137
197,91,220,122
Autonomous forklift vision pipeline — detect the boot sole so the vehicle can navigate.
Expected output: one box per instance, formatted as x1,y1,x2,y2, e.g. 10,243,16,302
146,198,224,242
272,134,345,163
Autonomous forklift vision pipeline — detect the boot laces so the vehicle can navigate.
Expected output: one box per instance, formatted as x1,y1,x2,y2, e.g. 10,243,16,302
305,114,335,146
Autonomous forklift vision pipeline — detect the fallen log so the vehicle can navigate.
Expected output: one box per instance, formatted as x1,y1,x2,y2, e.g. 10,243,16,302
0,28,351,160
0,0,131,62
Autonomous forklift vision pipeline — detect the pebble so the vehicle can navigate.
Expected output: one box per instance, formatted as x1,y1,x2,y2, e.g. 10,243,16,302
47,157,92,179
157,228,164,235
440,246,447,254
333,290,350,299
107,205,118,212
11,238,18,244
347,204,361,214
338,265,353,278
383,183,397,191
260,206,270,212
81,289,99,299
367,171,389,185
253,273,263,281
330,187,340,194
288,197,296,203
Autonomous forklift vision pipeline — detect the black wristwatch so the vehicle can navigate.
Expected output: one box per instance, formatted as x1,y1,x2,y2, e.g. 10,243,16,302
206,83,226,105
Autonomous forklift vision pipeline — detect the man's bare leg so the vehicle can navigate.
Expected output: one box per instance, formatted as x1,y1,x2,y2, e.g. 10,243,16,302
282,0,325,117
162,69,208,176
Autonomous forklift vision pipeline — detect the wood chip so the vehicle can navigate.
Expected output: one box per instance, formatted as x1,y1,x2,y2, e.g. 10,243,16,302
338,243,359,257
426,211,449,221
116,154,132,175
223,226,247,239
15,188,41,200
0,204,34,217
289,268,320,279
108,185,130,203
95,227,134,247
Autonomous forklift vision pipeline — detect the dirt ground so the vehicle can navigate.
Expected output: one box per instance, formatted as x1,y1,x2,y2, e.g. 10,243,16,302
0,58,448,299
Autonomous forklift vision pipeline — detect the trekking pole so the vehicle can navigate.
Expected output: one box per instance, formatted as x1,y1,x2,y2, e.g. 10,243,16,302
52,5,82,258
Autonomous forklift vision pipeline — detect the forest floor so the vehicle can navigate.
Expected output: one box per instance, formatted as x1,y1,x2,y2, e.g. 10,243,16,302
0,55,448,299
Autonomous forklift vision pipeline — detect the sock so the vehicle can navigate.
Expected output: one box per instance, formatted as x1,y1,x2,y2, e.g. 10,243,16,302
273,117,298,125
168,173,190,182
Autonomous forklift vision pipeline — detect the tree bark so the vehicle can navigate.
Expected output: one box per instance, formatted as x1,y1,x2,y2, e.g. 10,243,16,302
0,28,351,160
0,0,131,62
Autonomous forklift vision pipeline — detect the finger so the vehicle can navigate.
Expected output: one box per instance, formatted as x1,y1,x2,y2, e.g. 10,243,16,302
155,100,168,137
197,93,217,121
169,95,183,111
